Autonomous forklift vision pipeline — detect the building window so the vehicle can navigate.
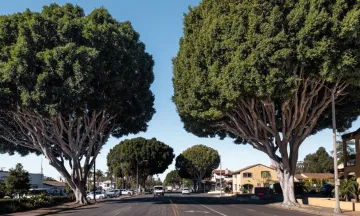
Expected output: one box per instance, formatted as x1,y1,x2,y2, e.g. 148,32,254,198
243,172,252,178
261,171,271,178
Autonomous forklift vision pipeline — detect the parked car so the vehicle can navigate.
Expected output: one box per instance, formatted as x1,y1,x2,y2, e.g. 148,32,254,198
182,188,190,195
153,185,164,197
105,190,117,198
320,184,334,197
120,189,133,195
87,191,106,200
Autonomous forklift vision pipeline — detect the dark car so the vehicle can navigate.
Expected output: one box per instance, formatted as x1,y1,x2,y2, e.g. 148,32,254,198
320,184,334,197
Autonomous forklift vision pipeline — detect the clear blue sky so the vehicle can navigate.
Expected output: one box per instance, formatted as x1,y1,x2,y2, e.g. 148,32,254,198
1,0,360,181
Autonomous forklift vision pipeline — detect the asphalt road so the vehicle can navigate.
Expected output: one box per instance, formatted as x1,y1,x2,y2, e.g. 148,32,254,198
55,193,313,216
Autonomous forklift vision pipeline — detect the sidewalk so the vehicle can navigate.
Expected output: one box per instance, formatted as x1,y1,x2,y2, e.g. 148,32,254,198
270,202,360,216
6,195,132,216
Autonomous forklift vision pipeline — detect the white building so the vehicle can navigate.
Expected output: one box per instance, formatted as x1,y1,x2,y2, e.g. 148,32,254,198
0,170,44,188
43,181,66,194
99,180,116,190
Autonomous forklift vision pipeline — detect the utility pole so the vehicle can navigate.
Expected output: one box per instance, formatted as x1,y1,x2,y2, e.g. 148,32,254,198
136,162,139,193
93,145,96,201
332,90,341,213
220,155,222,197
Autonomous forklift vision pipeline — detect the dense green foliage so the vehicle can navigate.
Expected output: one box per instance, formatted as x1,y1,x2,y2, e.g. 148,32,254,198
339,177,359,202
299,147,334,173
0,3,155,155
173,0,360,140
175,145,220,187
0,195,73,214
107,137,174,181
163,170,182,187
44,177,56,181
5,163,30,197
0,181,5,198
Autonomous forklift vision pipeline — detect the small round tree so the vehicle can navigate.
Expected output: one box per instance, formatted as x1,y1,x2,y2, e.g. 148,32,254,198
0,4,155,203
107,137,175,189
173,0,360,205
175,145,220,192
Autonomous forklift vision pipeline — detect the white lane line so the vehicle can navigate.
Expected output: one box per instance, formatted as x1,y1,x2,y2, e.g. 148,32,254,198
191,200,228,216
246,208,255,212
113,202,138,216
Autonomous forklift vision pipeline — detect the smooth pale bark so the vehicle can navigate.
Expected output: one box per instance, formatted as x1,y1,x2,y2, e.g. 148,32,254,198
0,110,115,204
220,77,348,205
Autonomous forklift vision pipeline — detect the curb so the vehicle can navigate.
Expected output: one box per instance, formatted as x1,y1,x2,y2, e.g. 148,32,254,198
268,203,345,216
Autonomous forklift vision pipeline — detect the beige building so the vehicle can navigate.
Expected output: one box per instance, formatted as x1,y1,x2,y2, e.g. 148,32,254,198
232,164,278,194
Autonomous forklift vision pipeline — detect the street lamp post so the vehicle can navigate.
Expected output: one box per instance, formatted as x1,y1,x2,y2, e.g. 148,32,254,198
220,155,222,197
332,90,341,214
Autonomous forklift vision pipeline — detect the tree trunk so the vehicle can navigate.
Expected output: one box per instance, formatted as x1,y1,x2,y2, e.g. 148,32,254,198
74,184,88,204
277,169,297,206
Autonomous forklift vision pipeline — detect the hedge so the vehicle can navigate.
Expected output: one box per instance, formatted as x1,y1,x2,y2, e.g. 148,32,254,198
0,195,74,214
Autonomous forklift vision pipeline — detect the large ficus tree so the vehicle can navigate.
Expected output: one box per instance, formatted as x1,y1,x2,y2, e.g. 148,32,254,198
173,0,360,205
175,145,220,192
107,137,174,188
0,4,155,204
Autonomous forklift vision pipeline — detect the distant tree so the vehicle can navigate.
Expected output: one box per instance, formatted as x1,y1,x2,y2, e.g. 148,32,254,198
5,163,30,197
164,170,182,187
332,139,356,165
300,147,333,173
175,145,220,192
0,181,5,198
44,176,56,181
107,137,174,187
0,3,155,204
172,0,360,205
95,170,104,183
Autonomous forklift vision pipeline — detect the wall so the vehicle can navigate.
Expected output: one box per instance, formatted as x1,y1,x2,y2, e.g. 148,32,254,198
0,171,43,188
297,197,360,212
232,165,278,193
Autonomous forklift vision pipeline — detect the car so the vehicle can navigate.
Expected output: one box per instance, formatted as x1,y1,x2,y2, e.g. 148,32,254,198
320,184,334,197
153,185,164,197
182,188,190,195
105,190,117,198
87,191,106,200
120,189,133,195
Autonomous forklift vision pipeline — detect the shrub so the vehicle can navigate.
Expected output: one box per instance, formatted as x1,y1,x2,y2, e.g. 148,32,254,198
0,196,73,214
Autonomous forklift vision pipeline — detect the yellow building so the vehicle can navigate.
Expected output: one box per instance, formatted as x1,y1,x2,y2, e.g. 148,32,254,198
232,164,278,194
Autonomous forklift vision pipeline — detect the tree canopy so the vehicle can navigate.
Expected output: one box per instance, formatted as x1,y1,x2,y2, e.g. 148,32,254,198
163,170,182,187
173,0,360,135
299,147,333,173
107,137,174,182
0,3,155,155
172,0,360,204
0,3,155,204
175,145,219,191
5,163,30,197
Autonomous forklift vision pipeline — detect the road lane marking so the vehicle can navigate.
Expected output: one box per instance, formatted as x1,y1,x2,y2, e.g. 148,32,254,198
246,208,255,212
113,202,138,216
169,199,180,216
185,210,210,213
191,200,227,216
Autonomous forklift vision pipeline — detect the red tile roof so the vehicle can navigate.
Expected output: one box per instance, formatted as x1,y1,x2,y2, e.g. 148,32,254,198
213,169,233,176
295,173,334,180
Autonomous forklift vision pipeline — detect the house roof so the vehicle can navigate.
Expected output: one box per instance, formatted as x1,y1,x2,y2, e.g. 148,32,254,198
295,173,334,180
213,169,233,176
44,181,66,187
232,164,274,174
342,128,360,140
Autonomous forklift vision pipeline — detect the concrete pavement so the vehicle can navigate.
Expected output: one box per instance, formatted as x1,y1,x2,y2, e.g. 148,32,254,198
51,193,315,216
